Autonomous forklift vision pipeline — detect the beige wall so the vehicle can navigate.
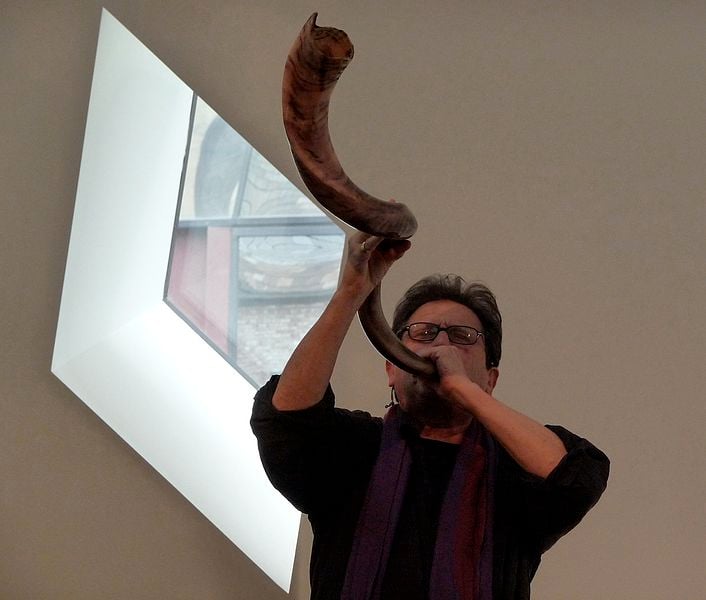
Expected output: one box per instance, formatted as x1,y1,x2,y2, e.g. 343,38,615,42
2,1,704,598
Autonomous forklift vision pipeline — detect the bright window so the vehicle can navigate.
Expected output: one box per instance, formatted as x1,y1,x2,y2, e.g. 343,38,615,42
51,10,337,591
166,98,344,386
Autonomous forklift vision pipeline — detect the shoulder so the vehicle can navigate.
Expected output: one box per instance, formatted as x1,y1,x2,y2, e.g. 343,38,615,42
251,375,383,459
494,423,610,553
496,423,609,491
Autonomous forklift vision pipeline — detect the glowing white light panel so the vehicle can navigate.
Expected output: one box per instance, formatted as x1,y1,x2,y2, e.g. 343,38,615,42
52,10,300,591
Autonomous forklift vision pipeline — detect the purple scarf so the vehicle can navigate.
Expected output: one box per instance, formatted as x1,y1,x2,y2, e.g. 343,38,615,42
341,405,496,600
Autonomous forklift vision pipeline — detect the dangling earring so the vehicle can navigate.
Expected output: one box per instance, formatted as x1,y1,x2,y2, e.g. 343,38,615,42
385,386,398,408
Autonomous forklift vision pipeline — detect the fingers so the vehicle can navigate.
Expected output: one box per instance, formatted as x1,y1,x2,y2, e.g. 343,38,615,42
358,234,384,255
345,232,411,287
381,238,412,260
340,231,411,302
416,345,467,378
353,232,410,258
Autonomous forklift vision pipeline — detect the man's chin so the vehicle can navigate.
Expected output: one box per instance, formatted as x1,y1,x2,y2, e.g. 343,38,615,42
398,378,472,430
401,398,458,429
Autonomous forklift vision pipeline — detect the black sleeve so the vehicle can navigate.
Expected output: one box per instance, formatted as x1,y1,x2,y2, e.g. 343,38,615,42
498,425,610,554
250,375,382,515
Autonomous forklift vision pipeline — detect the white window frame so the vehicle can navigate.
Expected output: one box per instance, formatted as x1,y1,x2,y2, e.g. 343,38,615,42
52,10,299,591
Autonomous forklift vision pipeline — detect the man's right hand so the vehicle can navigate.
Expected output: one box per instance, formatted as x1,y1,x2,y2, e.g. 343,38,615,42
272,229,410,411
338,231,411,308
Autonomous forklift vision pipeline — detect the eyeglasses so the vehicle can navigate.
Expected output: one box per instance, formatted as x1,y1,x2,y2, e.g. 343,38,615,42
398,322,484,346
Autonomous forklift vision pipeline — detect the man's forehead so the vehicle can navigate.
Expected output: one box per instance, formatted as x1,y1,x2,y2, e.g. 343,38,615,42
408,299,481,327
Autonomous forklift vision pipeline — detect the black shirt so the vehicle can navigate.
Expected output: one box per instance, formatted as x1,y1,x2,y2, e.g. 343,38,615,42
251,376,609,600
380,437,458,599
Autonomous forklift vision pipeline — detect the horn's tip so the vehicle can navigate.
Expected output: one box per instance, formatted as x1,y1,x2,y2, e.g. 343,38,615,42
306,12,318,28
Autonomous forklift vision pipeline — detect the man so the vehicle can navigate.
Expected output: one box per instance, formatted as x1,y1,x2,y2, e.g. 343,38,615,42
251,233,609,599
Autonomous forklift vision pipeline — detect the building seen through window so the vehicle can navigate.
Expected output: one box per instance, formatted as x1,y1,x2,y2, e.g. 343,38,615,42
166,96,345,386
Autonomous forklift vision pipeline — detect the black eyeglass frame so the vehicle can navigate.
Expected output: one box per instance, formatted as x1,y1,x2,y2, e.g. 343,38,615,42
397,322,485,346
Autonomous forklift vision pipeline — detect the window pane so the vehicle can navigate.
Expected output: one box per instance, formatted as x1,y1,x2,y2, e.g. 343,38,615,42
240,151,323,218
179,99,324,221
166,96,345,386
238,235,343,295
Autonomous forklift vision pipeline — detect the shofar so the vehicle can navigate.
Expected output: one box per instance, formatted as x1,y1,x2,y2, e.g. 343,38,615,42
282,13,435,377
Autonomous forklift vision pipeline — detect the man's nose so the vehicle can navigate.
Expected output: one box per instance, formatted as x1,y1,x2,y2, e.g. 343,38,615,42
431,329,452,346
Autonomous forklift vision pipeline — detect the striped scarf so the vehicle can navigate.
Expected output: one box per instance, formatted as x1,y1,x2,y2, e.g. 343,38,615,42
342,405,496,600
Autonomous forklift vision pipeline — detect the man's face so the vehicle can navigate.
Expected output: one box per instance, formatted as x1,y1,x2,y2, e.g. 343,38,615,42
385,299,499,427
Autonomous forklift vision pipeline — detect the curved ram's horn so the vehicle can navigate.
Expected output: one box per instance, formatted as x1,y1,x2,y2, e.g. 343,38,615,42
282,13,417,240
282,12,435,377
359,285,437,377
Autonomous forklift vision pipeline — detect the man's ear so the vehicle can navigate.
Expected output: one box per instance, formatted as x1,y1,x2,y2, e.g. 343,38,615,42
486,367,500,394
385,360,395,387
